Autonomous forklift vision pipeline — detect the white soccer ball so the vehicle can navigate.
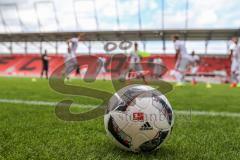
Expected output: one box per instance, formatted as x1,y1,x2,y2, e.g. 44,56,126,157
104,85,174,153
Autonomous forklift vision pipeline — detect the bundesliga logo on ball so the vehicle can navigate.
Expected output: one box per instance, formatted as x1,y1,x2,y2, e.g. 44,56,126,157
104,85,174,153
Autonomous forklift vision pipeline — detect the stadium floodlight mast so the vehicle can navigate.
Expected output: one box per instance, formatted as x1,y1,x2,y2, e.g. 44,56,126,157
92,0,99,30
24,40,28,54
55,41,59,54
137,0,144,49
205,32,213,54
115,0,120,30
34,1,61,32
0,5,13,54
40,39,43,54
184,0,189,42
161,0,166,53
73,0,79,30
33,1,61,54
87,41,92,55
34,2,41,32
73,0,98,31
0,3,25,33
0,9,8,33
143,41,146,51
0,4,9,52
0,2,29,54
137,0,142,30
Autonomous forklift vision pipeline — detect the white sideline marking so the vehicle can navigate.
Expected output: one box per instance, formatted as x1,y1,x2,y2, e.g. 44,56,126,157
176,110,240,118
0,98,240,118
0,99,94,109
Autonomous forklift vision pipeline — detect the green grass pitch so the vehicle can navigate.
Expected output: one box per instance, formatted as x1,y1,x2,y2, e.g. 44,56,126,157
0,77,240,159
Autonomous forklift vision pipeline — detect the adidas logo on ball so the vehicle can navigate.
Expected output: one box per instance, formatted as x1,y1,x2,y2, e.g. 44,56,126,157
140,122,153,130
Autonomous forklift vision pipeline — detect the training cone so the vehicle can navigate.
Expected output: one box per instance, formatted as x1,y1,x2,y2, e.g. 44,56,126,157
206,83,212,88
31,78,37,82
175,82,185,87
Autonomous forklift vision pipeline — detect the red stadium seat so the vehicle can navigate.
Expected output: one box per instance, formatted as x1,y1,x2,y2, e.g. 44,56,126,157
0,54,231,79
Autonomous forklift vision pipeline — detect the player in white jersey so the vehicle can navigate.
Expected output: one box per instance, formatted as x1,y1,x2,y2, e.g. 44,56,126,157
98,56,107,80
127,42,147,84
172,35,192,85
64,34,85,79
228,36,239,87
190,51,200,85
236,45,240,87
153,57,165,79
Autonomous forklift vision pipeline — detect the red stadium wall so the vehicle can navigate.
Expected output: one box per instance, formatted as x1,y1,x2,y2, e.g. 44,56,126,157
0,54,231,78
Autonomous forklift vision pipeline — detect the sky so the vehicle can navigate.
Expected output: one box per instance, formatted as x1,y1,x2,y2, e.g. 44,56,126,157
0,0,239,54
0,0,240,32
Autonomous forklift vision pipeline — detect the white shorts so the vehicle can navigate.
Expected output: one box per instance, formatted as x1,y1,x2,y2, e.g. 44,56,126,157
65,58,78,75
154,64,164,76
176,57,191,72
191,66,199,74
129,63,143,73
100,67,106,74
231,60,239,73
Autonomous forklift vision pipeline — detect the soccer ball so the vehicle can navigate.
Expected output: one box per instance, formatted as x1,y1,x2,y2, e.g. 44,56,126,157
104,85,174,153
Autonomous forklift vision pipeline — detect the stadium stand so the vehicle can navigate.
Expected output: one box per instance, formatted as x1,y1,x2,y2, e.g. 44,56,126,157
0,54,230,81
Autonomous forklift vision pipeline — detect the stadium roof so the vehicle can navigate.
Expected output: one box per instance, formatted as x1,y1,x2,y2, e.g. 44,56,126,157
0,28,239,42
